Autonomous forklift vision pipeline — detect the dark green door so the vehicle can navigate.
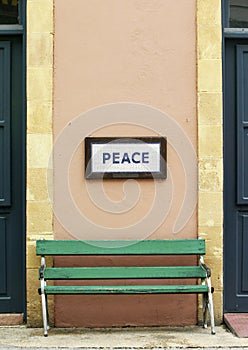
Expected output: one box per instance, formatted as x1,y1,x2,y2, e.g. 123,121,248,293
224,38,248,312
0,36,25,313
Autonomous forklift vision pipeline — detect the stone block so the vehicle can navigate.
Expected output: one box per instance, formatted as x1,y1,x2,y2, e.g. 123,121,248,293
212,290,223,324
27,168,50,201
198,192,223,227
197,25,222,60
27,101,52,134
198,125,223,158
27,241,40,269
27,201,53,233
199,158,223,192
197,0,221,26
27,134,52,169
199,225,223,253
27,268,40,293
27,67,53,101
27,0,53,34
198,92,223,125
26,302,43,327
27,33,53,67
198,59,222,93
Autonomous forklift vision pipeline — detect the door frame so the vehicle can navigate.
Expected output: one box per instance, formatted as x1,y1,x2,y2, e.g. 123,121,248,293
0,0,26,320
222,0,248,313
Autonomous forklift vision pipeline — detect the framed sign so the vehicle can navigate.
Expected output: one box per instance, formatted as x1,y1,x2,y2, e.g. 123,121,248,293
85,137,167,179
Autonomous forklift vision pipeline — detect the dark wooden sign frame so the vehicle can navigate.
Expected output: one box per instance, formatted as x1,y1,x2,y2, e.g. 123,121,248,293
85,136,167,179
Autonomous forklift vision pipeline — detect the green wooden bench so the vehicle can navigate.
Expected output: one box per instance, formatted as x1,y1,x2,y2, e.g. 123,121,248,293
36,239,215,336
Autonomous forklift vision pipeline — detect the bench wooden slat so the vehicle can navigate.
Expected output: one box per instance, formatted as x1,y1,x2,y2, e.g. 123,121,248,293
44,284,209,294
36,239,206,256
44,266,207,280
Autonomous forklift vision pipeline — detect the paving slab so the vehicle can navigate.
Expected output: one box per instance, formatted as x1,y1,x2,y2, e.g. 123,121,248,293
0,325,248,349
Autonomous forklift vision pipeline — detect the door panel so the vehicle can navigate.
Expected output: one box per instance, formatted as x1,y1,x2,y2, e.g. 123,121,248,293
0,36,25,313
237,45,248,204
239,212,248,292
0,216,7,295
224,39,248,312
0,42,11,206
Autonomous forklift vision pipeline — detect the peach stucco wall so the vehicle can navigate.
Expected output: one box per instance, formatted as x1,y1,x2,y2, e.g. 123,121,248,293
54,0,197,327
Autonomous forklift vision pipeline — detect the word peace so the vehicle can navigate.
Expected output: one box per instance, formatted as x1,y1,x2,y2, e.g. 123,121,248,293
103,152,149,164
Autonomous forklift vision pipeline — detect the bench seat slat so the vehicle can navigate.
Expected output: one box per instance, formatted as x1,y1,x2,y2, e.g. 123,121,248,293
36,239,206,256
44,285,209,294
44,266,207,280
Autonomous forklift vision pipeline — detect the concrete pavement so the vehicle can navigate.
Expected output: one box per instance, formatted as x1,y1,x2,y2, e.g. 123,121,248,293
0,325,248,349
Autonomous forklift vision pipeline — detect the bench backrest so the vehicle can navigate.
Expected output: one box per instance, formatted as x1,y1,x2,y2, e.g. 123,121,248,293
36,240,207,280
36,239,205,256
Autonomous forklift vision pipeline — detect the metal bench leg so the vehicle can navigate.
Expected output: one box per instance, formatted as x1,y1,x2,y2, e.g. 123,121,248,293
45,288,50,331
202,292,208,329
41,291,48,336
208,290,215,334
40,256,48,336
207,277,215,335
